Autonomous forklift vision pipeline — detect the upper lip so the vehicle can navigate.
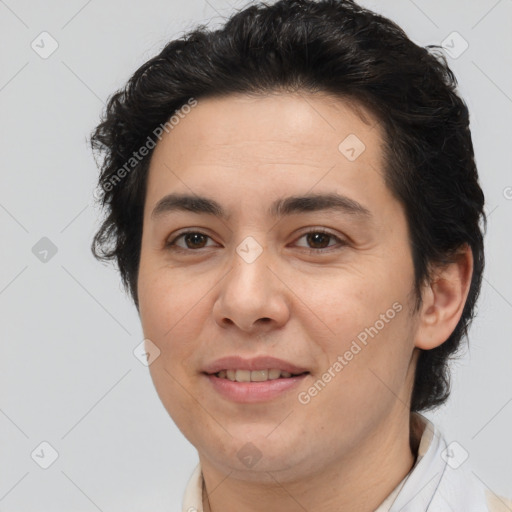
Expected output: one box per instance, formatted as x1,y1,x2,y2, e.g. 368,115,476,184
202,356,309,375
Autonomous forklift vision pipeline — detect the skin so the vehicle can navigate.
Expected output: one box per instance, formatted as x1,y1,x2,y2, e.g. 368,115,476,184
137,92,473,512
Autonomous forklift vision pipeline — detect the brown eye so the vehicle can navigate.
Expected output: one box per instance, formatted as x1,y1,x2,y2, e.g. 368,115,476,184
166,231,216,251
182,233,208,249
305,232,332,249
295,230,345,251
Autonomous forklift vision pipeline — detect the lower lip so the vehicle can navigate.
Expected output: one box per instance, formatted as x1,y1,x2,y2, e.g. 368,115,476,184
205,373,309,403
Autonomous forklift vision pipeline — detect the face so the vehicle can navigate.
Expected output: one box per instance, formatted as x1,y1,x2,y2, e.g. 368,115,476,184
137,92,422,481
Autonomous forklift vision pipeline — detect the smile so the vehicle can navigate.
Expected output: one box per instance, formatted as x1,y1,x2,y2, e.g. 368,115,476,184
215,369,308,382
205,372,309,403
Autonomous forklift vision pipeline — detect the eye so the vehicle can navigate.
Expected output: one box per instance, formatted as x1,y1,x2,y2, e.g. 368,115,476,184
165,229,346,253
166,231,217,251
294,229,346,252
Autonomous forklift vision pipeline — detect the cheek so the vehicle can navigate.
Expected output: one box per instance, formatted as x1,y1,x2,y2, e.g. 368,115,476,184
138,265,200,341
296,308,414,436
137,266,220,392
300,266,414,391
138,270,207,435
303,271,397,343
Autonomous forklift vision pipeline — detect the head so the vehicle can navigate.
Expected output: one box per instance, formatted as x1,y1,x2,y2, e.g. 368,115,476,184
90,0,485,476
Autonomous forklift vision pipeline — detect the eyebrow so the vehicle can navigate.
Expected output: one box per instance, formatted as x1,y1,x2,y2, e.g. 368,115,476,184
151,192,373,221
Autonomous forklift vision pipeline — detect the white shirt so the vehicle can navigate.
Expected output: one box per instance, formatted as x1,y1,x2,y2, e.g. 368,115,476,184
182,412,511,511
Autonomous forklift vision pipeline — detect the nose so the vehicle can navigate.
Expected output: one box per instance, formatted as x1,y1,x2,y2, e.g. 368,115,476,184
212,239,291,334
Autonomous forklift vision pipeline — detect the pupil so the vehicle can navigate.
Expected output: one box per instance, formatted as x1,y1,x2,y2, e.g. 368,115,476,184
186,233,206,249
307,233,330,249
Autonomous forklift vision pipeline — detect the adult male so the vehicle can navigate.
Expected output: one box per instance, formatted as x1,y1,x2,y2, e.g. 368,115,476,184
91,1,511,510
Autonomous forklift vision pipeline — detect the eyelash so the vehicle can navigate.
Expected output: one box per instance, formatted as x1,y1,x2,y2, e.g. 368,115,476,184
165,229,347,254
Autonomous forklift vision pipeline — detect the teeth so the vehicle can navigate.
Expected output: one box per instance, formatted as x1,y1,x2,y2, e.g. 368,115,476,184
268,368,282,380
235,370,251,382
250,370,268,382
215,368,303,382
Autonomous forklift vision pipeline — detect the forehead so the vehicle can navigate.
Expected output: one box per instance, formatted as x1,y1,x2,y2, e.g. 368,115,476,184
145,92,393,221
152,92,382,162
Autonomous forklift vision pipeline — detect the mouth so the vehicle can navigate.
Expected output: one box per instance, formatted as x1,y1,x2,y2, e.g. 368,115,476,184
203,370,310,403
209,369,310,382
201,355,311,402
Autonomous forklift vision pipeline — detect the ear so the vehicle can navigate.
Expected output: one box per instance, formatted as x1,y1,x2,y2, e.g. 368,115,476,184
414,244,474,350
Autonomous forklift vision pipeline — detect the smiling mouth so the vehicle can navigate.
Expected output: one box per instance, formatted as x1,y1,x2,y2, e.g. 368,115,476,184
211,369,309,382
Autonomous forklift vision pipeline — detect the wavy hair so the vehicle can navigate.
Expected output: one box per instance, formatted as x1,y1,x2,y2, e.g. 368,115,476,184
90,0,486,412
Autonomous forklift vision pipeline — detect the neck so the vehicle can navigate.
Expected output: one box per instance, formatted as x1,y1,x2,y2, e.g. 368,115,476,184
201,410,419,512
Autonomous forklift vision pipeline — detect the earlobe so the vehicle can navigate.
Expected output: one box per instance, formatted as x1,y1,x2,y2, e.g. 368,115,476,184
414,245,473,351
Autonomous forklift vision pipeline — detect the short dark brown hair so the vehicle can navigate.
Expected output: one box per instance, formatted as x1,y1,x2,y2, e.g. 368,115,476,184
90,0,486,412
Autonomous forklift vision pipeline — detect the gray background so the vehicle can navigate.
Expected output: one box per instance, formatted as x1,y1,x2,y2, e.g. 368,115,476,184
1,0,511,510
